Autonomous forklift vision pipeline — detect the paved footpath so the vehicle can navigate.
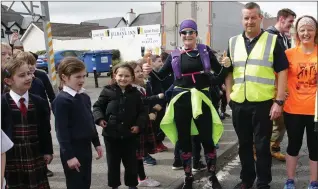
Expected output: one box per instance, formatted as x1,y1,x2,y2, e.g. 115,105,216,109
192,132,312,189
48,76,238,189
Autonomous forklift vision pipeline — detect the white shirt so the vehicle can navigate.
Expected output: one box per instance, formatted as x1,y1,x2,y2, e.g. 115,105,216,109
9,90,29,108
62,86,85,97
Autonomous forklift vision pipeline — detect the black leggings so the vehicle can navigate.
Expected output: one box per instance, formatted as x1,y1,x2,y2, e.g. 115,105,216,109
284,112,318,161
174,92,215,154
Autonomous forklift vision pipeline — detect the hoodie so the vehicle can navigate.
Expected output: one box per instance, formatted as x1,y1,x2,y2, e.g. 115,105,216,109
266,26,291,50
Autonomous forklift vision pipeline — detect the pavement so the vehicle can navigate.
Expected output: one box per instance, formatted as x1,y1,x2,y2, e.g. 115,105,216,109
192,131,312,189
48,75,238,189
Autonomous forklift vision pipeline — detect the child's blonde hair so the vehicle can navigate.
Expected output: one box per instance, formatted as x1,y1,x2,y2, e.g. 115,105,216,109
1,42,12,51
15,52,36,66
2,58,27,79
13,49,23,58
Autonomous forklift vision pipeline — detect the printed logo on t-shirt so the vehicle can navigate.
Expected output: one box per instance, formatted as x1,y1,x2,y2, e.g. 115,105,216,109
296,62,317,94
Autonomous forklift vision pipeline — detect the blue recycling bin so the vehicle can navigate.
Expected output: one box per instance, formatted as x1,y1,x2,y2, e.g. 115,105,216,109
83,50,113,73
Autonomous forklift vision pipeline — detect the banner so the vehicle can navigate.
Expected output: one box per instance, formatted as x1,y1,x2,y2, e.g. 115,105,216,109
91,24,161,40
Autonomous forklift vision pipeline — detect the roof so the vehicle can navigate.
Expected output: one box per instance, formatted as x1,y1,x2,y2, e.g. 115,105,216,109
1,5,24,27
84,17,127,28
129,12,161,26
32,22,108,38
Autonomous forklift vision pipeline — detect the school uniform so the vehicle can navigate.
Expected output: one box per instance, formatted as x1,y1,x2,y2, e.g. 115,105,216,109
1,90,53,189
93,84,147,188
34,69,55,103
52,86,100,189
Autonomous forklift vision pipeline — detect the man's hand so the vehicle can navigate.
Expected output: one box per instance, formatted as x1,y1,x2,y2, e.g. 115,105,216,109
95,146,103,160
98,120,107,128
131,126,139,134
67,157,81,172
220,51,231,68
269,102,282,120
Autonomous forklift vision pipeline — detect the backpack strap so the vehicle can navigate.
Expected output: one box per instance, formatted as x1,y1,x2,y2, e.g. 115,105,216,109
171,48,182,79
197,44,211,73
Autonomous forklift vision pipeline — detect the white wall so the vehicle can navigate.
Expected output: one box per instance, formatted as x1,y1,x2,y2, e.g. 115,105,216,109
22,26,45,52
52,34,161,61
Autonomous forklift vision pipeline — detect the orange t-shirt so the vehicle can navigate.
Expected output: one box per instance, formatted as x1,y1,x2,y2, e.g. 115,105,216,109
284,45,318,115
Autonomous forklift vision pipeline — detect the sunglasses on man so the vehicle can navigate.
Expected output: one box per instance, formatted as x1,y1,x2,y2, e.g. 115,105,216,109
180,30,197,35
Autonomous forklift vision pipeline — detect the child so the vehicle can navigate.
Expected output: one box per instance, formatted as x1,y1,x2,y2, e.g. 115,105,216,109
128,61,161,187
1,43,12,66
15,51,56,177
1,130,14,189
93,63,147,189
52,57,103,189
1,58,53,189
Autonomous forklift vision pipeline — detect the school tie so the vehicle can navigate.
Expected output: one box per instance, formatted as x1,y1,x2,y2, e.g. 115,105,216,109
19,97,27,117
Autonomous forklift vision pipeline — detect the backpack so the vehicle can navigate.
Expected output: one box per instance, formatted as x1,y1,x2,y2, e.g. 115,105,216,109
171,43,211,79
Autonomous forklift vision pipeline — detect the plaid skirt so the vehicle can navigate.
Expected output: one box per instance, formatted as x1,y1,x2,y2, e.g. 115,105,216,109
136,120,157,159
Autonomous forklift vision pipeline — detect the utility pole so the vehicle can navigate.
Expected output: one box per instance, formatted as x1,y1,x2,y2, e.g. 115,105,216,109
40,2,58,92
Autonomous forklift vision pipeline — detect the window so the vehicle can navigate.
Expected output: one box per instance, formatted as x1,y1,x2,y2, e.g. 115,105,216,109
61,51,78,57
1,29,4,38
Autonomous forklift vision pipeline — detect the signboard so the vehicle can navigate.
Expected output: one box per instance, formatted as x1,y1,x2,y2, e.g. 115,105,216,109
140,35,161,46
138,25,160,35
91,24,161,40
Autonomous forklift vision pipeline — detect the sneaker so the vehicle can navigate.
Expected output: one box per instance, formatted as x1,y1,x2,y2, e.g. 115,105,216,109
192,160,207,172
203,175,222,189
157,143,168,152
172,159,183,170
47,169,54,177
224,112,231,117
308,181,318,189
138,177,161,187
144,155,157,166
233,182,253,189
182,176,194,189
283,179,295,189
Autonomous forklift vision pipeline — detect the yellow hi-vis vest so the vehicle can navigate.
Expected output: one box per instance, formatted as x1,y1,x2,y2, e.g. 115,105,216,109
229,32,277,103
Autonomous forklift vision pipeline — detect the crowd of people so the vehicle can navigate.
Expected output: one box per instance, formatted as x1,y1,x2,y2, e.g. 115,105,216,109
1,2,317,189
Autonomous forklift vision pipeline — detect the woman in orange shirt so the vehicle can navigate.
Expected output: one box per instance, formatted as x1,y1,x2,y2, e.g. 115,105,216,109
283,15,318,189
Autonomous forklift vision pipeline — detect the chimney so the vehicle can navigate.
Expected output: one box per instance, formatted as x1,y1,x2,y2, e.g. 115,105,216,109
126,8,136,26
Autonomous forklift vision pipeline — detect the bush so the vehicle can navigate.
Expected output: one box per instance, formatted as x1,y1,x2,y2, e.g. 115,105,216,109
112,59,121,66
112,49,120,60
35,50,47,55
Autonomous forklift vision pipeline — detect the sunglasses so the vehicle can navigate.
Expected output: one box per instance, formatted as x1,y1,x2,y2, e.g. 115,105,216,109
180,30,196,35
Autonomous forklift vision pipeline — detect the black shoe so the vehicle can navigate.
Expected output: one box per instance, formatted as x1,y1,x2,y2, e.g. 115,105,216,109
172,159,183,170
47,169,54,177
192,160,207,172
224,112,231,118
233,182,253,189
182,176,194,189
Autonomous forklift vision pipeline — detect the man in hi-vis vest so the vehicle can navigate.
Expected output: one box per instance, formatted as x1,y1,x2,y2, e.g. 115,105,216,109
221,2,289,189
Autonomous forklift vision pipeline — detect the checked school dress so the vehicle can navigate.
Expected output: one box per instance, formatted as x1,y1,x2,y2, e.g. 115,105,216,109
5,95,50,189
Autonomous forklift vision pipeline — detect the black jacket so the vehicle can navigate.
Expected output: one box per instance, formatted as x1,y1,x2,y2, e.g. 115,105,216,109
93,84,147,138
266,26,291,50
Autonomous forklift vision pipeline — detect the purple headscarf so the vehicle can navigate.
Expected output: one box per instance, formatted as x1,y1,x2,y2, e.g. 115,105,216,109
179,19,197,32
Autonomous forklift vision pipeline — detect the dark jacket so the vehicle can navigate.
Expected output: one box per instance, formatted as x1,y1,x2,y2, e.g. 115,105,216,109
34,69,56,103
1,92,53,155
266,26,291,50
93,84,147,139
